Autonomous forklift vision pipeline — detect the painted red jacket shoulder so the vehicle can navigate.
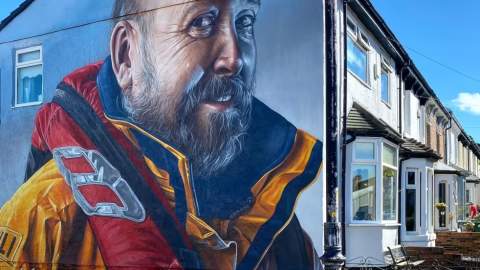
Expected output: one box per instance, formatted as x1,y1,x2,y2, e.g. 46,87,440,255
28,61,192,269
32,61,108,151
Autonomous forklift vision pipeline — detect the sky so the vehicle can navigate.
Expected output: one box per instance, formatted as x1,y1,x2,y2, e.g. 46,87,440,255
0,1,24,24
370,0,480,142
1,1,480,140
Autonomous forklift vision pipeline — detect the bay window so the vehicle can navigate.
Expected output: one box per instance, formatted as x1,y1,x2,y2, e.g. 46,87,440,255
382,144,398,220
350,138,399,223
352,165,376,221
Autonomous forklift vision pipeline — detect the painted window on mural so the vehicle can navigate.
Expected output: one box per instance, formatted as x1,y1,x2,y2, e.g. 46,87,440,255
15,46,43,106
352,164,376,221
382,143,397,220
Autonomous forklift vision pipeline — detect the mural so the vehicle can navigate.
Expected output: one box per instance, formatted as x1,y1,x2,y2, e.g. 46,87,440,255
0,0,323,269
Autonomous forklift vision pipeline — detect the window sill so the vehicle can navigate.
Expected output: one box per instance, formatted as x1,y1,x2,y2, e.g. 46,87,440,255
347,223,400,227
12,101,43,108
381,99,391,108
347,70,372,90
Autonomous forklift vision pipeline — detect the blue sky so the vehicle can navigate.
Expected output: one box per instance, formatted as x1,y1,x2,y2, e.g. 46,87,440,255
371,0,480,141
0,1,24,24
1,1,480,140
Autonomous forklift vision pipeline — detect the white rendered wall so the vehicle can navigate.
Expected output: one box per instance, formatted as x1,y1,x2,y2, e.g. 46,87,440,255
346,9,400,133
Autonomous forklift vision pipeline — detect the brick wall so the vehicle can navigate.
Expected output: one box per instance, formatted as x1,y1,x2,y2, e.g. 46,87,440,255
436,231,480,256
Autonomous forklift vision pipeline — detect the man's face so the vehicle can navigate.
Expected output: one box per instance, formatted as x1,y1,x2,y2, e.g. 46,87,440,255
123,0,259,176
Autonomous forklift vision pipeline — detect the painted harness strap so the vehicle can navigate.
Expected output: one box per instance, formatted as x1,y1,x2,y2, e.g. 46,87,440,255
53,147,146,223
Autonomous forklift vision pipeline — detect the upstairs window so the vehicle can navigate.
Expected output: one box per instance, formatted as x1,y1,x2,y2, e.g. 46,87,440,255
346,17,370,84
380,70,390,104
15,46,43,107
380,57,392,105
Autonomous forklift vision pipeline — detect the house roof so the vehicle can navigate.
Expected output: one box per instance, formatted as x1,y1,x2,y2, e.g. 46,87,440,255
466,175,480,183
0,0,35,32
347,102,403,144
400,138,441,160
434,162,469,176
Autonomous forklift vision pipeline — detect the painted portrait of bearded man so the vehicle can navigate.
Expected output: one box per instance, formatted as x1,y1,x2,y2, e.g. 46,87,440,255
0,1,323,269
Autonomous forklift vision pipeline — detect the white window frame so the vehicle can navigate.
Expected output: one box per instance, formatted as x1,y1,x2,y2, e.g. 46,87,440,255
380,67,391,106
380,55,393,106
348,137,399,225
437,181,448,229
346,17,357,37
405,168,420,234
381,140,399,222
14,46,43,108
346,16,371,87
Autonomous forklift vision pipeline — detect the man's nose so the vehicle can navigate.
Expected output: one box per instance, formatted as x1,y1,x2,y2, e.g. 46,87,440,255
213,27,244,77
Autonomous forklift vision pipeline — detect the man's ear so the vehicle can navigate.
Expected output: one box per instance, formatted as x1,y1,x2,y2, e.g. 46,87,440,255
110,20,137,91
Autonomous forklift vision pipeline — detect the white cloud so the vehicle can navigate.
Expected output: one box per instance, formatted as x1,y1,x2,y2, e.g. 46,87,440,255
453,92,480,115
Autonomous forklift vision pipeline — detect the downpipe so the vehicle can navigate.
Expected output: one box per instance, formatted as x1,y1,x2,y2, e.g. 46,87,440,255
321,0,346,269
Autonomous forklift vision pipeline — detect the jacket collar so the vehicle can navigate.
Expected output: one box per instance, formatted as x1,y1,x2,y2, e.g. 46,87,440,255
97,56,298,219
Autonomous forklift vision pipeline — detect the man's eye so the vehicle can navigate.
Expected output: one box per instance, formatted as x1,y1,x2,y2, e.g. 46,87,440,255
189,13,217,38
236,14,256,30
192,14,215,28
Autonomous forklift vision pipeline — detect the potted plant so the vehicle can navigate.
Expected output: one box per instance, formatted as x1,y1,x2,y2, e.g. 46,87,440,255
472,215,480,232
435,202,447,215
465,221,475,232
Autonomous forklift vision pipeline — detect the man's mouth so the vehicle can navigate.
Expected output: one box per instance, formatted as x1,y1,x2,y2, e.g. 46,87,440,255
215,95,232,102
202,94,233,111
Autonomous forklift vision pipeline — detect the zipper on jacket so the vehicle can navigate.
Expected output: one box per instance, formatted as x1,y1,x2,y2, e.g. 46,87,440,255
188,161,201,217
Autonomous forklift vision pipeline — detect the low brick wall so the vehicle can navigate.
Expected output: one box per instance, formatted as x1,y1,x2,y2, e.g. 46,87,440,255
404,246,447,265
436,231,480,256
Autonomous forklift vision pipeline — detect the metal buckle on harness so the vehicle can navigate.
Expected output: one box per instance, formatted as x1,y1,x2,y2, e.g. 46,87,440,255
53,147,146,222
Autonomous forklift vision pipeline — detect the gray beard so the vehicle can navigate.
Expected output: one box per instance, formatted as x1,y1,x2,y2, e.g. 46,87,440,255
122,45,253,177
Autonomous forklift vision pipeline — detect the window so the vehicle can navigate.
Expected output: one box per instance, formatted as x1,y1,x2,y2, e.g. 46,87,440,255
428,170,434,232
438,182,446,227
436,132,441,155
352,165,376,221
350,139,398,223
381,69,390,104
346,17,371,84
355,142,375,160
347,35,368,83
346,18,357,36
383,144,398,220
426,123,431,147
457,179,465,221
15,46,43,107
405,170,418,232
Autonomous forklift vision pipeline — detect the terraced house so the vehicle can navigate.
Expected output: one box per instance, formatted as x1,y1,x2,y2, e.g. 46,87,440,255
337,0,480,267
